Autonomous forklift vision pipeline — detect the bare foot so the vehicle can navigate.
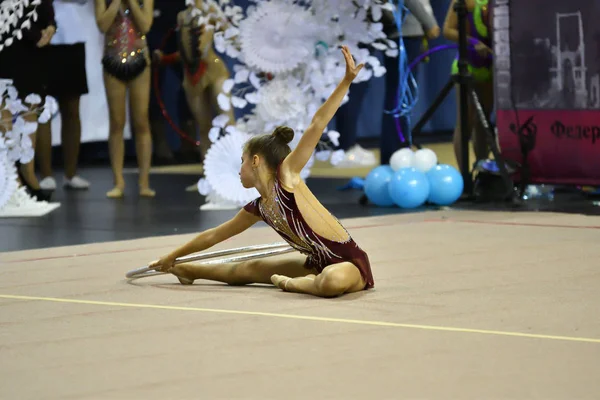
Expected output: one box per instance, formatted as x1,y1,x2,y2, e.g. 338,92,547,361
271,274,292,291
169,265,195,285
106,186,124,198
139,187,156,197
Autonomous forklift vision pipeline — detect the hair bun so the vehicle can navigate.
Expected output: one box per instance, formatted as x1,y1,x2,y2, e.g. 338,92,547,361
272,126,294,144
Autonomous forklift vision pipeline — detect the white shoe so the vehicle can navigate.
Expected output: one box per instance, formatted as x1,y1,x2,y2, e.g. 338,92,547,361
39,176,57,191
64,175,90,190
335,144,377,168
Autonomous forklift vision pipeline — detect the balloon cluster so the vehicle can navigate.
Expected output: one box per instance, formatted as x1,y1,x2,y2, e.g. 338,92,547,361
364,148,464,208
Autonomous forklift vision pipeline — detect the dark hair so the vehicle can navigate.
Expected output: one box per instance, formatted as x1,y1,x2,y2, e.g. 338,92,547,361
244,126,294,170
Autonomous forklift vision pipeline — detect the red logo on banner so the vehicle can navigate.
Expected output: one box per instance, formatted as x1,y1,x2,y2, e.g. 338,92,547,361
497,110,600,185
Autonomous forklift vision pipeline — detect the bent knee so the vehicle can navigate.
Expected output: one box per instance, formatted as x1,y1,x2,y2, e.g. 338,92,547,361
316,268,355,298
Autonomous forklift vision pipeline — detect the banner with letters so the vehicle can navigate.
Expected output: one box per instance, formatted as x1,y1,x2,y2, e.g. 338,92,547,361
493,0,600,185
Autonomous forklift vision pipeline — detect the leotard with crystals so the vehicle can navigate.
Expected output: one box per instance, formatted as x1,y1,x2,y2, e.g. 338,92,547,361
243,163,374,289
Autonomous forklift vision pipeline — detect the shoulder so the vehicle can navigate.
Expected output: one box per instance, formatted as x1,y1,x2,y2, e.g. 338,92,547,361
242,197,262,217
278,159,301,192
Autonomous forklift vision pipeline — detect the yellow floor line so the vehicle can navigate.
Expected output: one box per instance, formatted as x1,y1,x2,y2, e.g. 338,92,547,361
1,294,599,344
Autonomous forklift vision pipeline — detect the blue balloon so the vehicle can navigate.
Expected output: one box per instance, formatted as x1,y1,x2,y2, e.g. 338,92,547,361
364,165,395,206
388,167,430,209
426,164,464,205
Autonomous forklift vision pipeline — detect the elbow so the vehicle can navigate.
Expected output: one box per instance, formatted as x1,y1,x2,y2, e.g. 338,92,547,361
442,26,454,41
140,18,154,35
96,19,109,33
140,23,152,35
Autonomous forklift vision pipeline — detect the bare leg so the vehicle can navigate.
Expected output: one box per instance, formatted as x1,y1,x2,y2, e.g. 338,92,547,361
472,80,494,161
167,253,313,285
128,66,155,197
35,121,53,179
59,95,83,180
183,78,213,159
19,109,41,190
272,262,366,298
103,71,127,198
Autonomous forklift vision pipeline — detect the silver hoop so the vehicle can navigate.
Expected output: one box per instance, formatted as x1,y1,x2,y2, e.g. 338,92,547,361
125,242,294,280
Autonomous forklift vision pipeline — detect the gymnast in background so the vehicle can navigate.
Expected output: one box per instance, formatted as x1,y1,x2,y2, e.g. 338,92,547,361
443,0,493,173
94,0,155,198
154,0,235,161
150,46,374,298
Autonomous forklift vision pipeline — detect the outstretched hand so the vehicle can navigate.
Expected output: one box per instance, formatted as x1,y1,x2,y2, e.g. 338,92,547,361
341,45,364,82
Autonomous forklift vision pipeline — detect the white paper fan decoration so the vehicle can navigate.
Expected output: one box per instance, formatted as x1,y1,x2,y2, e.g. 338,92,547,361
238,1,319,74
0,146,18,210
254,76,307,124
202,130,260,205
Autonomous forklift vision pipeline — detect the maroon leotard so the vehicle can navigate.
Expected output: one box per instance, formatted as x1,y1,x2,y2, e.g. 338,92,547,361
243,164,374,289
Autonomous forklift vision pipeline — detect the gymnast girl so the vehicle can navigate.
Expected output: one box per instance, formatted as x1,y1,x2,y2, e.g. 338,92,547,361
443,0,493,173
150,46,374,298
94,0,155,198
154,0,235,161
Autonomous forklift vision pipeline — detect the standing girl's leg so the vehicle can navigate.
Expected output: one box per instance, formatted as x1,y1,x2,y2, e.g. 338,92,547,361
128,66,155,197
103,71,128,198
59,95,87,185
19,108,43,192
35,121,54,184
183,78,213,159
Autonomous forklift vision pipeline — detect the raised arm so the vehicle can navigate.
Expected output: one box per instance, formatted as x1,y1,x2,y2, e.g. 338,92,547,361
127,0,154,34
149,209,261,272
443,0,491,55
442,0,460,42
282,46,364,174
94,0,121,33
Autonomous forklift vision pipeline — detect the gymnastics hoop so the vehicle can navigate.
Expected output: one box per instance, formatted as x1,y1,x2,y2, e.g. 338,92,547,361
392,43,491,144
152,27,201,147
126,242,294,280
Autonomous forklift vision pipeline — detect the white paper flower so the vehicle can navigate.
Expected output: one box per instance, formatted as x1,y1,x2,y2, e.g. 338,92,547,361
1,81,49,177
315,150,332,161
196,0,402,205
327,130,340,147
208,126,221,143
330,149,346,166
202,130,260,205
197,178,211,196
217,93,231,111
238,1,321,74
212,113,231,128
254,76,308,124
24,93,42,105
0,150,18,210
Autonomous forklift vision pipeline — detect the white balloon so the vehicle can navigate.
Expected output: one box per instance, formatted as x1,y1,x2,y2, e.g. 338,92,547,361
390,148,415,171
413,148,438,173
